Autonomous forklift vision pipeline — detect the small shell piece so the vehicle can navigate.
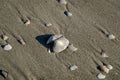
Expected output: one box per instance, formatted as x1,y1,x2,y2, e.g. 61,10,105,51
59,0,67,5
68,44,78,51
100,66,109,74
2,70,8,78
24,19,30,26
108,34,115,40
3,44,12,51
17,36,26,45
97,73,106,79
45,23,52,27
64,11,72,17
70,65,78,71
46,34,63,44
101,53,108,58
106,65,113,70
2,35,9,41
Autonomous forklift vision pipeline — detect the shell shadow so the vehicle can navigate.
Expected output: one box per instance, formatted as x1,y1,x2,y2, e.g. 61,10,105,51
35,34,53,49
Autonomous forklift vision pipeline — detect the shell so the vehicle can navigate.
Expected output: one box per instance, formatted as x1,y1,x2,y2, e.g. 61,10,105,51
2,35,9,41
3,44,12,51
2,70,8,78
97,73,106,79
68,44,78,51
59,0,67,5
108,34,115,40
45,23,52,27
100,66,109,73
101,53,108,58
64,11,72,16
70,65,78,71
106,65,113,70
53,37,69,53
46,34,63,44
25,19,30,26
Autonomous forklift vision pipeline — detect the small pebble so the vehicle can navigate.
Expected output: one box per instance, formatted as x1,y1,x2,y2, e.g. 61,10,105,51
45,23,52,27
64,11,72,16
108,34,115,40
70,65,78,71
97,73,106,79
3,44,12,51
106,65,113,70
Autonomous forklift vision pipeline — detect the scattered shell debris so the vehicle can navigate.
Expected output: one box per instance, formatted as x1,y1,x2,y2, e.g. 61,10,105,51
68,44,78,51
59,0,67,5
69,65,78,71
45,23,52,27
3,44,12,51
97,73,106,79
64,11,72,16
107,34,115,40
17,36,26,45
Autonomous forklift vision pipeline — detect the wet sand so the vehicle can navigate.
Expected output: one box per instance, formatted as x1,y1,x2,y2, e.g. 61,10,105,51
0,0,120,80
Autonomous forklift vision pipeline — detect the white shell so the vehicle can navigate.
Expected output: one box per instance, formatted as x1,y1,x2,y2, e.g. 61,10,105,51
2,70,8,78
53,37,69,53
70,65,78,71
19,39,26,45
101,53,108,58
100,66,109,73
46,34,63,44
68,44,78,51
2,35,9,41
108,34,115,40
3,44,12,51
45,23,52,27
25,20,30,25
106,65,113,70
59,0,67,5
97,73,106,79
65,11,72,16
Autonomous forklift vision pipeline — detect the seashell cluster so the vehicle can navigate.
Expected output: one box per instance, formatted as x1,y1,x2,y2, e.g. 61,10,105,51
46,34,69,53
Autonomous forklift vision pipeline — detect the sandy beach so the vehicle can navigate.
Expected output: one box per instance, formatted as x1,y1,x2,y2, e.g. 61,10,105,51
0,0,120,80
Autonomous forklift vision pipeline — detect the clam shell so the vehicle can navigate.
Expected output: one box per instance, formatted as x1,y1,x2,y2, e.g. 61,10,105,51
46,34,63,44
53,37,69,53
2,35,9,41
59,0,67,5
101,53,108,58
97,73,106,79
106,65,113,70
45,23,52,27
68,44,78,51
64,11,72,16
25,19,30,26
108,34,115,40
70,65,78,71
3,44,12,51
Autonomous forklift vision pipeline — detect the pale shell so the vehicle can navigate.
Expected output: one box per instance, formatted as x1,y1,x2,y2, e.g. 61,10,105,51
3,44,12,51
25,19,30,25
64,11,72,16
106,65,113,70
2,35,9,41
53,37,69,53
70,65,78,71
101,53,108,58
46,34,63,44
97,73,106,79
68,44,78,51
100,66,109,73
59,0,67,5
108,34,115,40
45,23,52,27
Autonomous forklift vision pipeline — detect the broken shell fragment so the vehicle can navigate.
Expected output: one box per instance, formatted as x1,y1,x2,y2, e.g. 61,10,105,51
106,65,113,70
64,11,72,16
59,0,67,5
2,70,8,78
100,66,109,73
108,34,115,40
3,44,12,51
2,35,9,41
69,65,78,71
45,23,52,27
97,73,106,79
101,53,108,58
17,36,26,45
68,44,78,51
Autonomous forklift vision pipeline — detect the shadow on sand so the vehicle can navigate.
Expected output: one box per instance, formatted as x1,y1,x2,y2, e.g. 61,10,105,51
35,34,53,49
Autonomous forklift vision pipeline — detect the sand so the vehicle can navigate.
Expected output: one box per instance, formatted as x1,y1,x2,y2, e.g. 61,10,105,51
0,0,120,80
